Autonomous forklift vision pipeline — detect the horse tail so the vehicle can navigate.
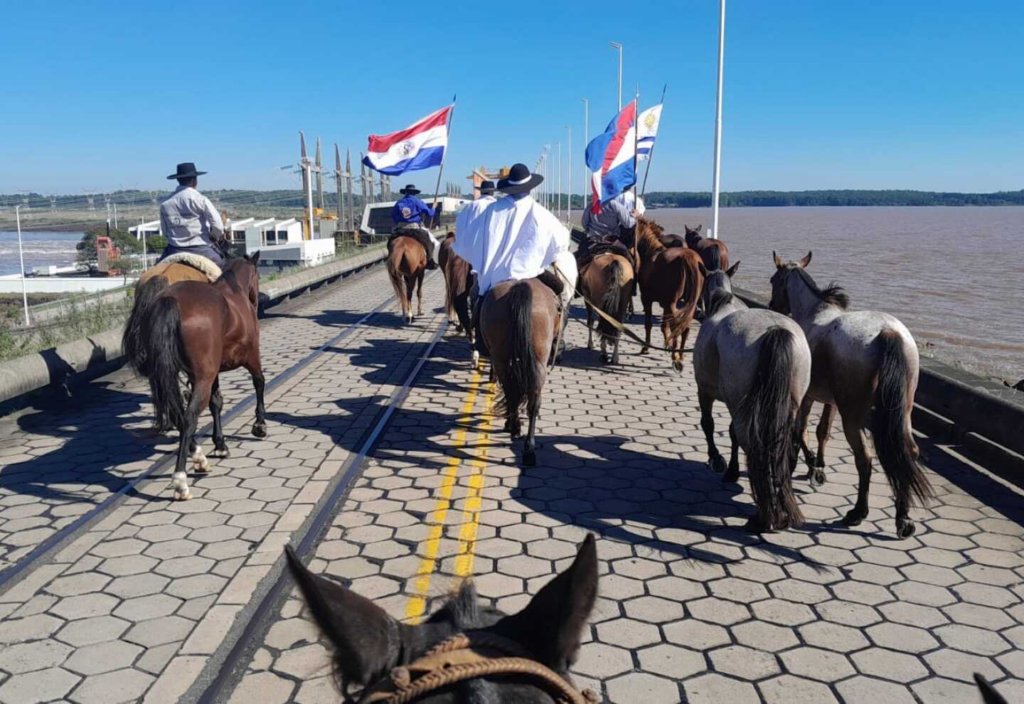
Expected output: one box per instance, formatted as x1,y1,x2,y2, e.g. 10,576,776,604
123,276,168,376
387,253,407,306
598,259,626,336
671,253,703,336
704,245,721,272
741,326,804,529
501,282,538,417
143,296,188,430
872,330,933,507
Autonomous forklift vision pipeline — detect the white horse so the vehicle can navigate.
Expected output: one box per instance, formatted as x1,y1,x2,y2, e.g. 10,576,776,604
770,252,932,538
694,263,811,532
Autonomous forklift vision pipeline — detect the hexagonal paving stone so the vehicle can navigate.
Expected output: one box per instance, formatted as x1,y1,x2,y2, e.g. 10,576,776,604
733,621,800,652
688,597,752,626
0,667,80,703
781,646,857,682
572,642,634,680
664,619,731,651
798,620,870,653
0,639,73,674
114,594,182,622
56,615,130,647
49,592,119,621
623,596,685,624
64,640,144,676
98,554,159,577
595,617,662,649
683,673,760,704
934,624,1010,656
123,615,194,647
752,599,815,626
851,647,929,683
637,644,706,680
104,572,170,599
606,672,681,704
924,648,1003,684
866,622,939,654
710,645,780,681
835,675,918,704
759,674,839,704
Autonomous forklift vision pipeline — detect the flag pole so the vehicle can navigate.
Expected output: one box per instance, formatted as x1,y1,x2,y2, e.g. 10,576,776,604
429,95,457,229
633,86,639,192
641,83,667,197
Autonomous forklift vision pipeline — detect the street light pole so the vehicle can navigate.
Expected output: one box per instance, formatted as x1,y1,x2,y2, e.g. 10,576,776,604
567,125,572,224
15,205,29,326
711,0,726,240
610,42,623,110
582,98,589,212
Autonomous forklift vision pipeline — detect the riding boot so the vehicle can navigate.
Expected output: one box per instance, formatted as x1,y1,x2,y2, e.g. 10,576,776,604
472,297,489,357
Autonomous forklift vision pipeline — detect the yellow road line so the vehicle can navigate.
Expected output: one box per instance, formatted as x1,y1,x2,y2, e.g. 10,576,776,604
453,384,497,578
405,369,483,623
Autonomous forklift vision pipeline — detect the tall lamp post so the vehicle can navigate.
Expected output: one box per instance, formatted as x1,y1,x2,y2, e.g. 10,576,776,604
14,205,29,326
710,0,726,240
610,42,623,110
582,98,589,213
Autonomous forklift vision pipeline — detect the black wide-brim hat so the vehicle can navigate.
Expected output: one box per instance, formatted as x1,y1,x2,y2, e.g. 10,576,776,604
399,184,421,195
497,163,543,195
476,180,496,195
167,162,207,180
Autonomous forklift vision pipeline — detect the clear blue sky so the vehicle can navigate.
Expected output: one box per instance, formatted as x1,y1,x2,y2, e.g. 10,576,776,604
1,0,1021,195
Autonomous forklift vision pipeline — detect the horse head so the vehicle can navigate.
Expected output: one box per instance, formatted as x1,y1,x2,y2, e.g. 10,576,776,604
223,251,261,308
701,260,740,314
684,224,704,248
286,535,598,703
769,251,812,314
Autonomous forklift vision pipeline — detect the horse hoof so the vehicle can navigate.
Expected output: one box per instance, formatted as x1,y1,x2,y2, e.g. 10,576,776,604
744,516,770,533
811,469,826,487
173,489,192,501
708,455,727,474
600,353,611,364
673,361,684,373
842,509,867,527
210,447,230,459
896,519,917,539
252,423,267,438
522,450,537,467
723,468,740,484
639,347,649,355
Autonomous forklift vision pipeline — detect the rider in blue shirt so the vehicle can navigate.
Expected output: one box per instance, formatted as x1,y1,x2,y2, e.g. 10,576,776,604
391,184,440,269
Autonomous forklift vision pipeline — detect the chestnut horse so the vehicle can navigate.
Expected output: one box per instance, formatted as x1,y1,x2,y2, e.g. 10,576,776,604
684,224,731,272
439,232,473,338
387,235,427,324
127,253,266,501
635,217,704,371
580,253,635,364
770,252,932,538
480,278,560,466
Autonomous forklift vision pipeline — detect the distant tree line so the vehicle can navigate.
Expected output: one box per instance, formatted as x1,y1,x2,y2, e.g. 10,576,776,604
644,189,1024,208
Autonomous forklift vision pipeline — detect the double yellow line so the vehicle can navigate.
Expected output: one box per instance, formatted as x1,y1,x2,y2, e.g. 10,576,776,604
405,369,496,622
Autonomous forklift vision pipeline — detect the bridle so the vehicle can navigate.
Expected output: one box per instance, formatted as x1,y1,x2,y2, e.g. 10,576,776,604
356,631,599,704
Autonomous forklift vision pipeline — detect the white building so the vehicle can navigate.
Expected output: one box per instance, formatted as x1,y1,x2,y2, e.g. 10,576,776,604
129,220,161,241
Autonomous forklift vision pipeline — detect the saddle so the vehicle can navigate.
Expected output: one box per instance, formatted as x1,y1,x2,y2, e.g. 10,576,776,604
145,253,222,283
389,227,431,256
584,238,636,273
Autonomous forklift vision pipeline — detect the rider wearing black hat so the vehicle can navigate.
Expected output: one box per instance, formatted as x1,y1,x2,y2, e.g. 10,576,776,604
391,184,440,270
159,162,228,268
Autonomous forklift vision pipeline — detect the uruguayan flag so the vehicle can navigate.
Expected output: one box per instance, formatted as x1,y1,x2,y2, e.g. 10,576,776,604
637,104,663,160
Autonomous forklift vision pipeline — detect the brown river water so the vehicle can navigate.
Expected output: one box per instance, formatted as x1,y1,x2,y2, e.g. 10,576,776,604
645,206,1023,383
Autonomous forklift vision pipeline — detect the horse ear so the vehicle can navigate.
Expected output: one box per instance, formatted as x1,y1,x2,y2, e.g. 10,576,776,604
249,250,261,266
975,674,1009,704
695,224,703,233
798,251,812,268
494,534,598,671
284,546,402,687
773,251,783,268
726,261,740,278
697,261,708,277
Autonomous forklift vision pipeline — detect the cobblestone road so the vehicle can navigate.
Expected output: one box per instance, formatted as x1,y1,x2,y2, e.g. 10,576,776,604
1,263,1023,704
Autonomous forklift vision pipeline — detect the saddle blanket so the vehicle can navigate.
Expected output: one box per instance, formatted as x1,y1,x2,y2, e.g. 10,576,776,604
158,253,222,282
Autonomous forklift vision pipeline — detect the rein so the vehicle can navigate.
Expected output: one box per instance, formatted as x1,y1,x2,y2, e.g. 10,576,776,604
357,632,598,704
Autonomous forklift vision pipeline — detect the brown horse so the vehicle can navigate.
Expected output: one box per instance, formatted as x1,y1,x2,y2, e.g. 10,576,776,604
580,253,635,364
124,257,221,431
684,224,731,272
387,235,427,324
439,232,473,338
284,535,598,704
635,217,705,371
127,253,265,501
480,278,560,466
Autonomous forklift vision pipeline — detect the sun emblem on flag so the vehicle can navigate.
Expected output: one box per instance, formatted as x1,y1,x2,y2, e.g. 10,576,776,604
644,112,657,131
400,140,415,157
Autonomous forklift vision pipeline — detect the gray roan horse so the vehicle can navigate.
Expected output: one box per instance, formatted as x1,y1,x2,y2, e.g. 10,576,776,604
694,263,811,531
770,252,932,538
284,536,598,704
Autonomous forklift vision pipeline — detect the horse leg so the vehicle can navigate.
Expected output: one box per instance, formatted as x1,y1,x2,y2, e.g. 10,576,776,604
208,376,229,460
151,379,171,433
248,361,267,438
587,306,594,350
611,332,621,365
796,397,820,484
416,271,424,318
814,403,837,484
725,421,741,482
522,395,540,467
699,391,727,475
841,417,872,527
173,377,211,500
641,301,653,354
662,312,681,372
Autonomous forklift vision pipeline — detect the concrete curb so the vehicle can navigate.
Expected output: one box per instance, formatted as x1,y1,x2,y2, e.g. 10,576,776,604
0,247,387,411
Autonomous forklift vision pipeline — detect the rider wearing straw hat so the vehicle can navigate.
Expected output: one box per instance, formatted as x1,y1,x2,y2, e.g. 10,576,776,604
159,162,228,267
391,184,441,269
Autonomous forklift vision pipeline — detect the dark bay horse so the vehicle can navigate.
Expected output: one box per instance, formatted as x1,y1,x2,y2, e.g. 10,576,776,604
285,535,597,704
635,217,704,371
439,232,474,339
770,252,932,538
128,253,266,500
580,252,635,364
387,235,427,324
695,265,811,531
684,224,731,272
480,278,560,466
124,257,219,431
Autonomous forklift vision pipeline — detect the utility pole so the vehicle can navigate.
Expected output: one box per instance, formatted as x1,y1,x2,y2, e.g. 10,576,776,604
113,202,118,230
315,137,325,212
300,131,315,240
105,199,111,236
346,149,354,231
557,141,562,221
610,42,623,110
140,218,148,271
567,125,573,223
15,205,29,326
711,0,726,239
334,143,344,229
582,98,589,212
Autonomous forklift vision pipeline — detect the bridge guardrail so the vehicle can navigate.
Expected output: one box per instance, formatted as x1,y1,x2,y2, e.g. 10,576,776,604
0,246,387,413
732,286,1024,479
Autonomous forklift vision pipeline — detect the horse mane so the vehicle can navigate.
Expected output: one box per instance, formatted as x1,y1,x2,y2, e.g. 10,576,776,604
706,288,735,317
636,217,666,255
793,267,849,309
705,246,722,271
